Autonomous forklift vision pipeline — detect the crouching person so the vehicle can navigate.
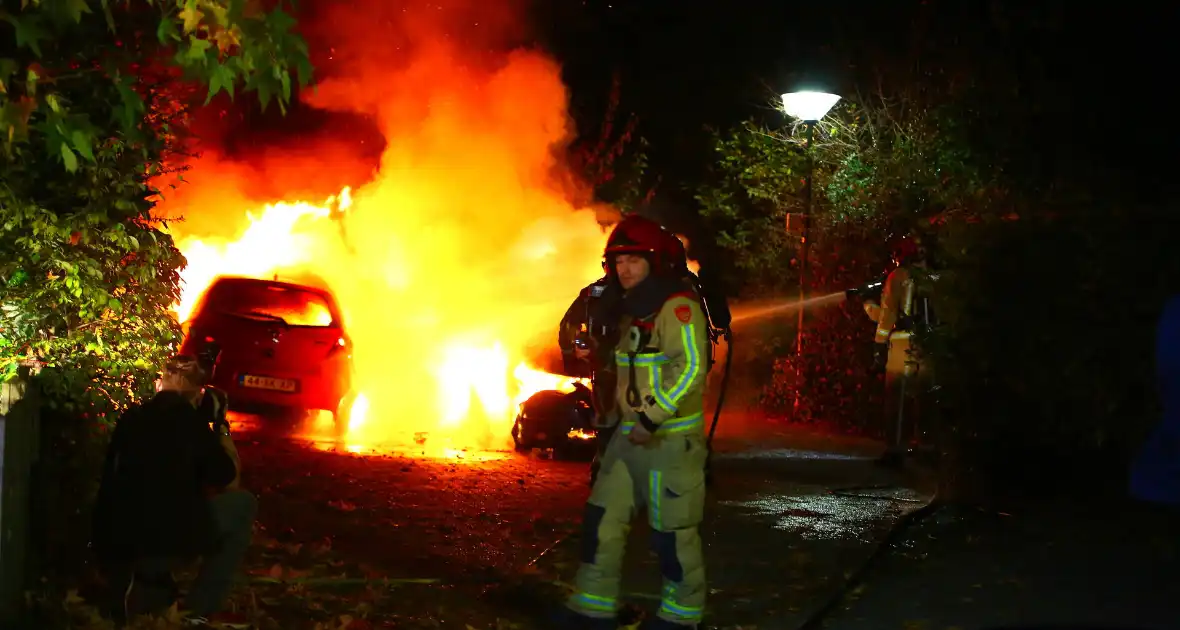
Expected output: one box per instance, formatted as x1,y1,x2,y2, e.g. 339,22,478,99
92,354,256,627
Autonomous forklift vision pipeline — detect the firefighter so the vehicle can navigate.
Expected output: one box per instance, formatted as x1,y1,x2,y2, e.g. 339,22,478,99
561,215,710,630
871,234,934,467
559,268,621,485
559,270,611,379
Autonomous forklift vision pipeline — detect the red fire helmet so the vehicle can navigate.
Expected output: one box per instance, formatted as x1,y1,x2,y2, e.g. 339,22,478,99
604,215,667,264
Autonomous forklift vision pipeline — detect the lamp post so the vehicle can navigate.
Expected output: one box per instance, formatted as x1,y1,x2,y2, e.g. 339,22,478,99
782,90,840,407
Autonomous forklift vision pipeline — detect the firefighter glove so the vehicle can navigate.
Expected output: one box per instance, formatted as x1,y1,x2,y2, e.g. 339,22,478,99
639,394,672,426
628,418,653,445
871,342,889,371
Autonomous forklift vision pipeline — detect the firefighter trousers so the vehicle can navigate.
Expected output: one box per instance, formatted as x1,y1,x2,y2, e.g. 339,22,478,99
883,336,930,450
567,419,708,625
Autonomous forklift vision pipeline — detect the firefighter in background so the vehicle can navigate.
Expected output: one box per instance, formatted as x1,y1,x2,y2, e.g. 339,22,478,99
558,268,611,380
868,233,934,467
561,215,710,630
559,268,619,485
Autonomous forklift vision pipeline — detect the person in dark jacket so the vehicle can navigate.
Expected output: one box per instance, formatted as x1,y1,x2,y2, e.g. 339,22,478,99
92,354,256,624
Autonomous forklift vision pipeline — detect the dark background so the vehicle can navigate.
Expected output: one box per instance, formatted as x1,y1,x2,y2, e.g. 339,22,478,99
200,0,1174,229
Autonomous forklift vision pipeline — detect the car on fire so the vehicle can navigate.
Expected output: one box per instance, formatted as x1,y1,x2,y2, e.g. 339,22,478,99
511,381,596,457
180,276,356,433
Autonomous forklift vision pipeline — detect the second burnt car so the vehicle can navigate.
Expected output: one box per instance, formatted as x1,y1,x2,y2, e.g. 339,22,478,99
511,381,596,457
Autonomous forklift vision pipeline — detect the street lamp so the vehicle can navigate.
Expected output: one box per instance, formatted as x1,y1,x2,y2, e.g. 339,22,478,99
782,90,839,402
782,91,841,124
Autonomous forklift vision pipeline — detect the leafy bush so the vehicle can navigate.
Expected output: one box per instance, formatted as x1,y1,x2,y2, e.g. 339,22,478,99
2,0,311,412
693,85,1174,501
0,0,313,600
696,95,976,436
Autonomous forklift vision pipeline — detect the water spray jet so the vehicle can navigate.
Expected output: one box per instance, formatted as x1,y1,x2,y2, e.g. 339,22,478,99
729,291,847,325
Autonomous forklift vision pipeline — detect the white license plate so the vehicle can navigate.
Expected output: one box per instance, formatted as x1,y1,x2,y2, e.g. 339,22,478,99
239,375,297,392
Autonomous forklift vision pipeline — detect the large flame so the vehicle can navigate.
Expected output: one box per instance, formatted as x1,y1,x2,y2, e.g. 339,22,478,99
156,3,613,452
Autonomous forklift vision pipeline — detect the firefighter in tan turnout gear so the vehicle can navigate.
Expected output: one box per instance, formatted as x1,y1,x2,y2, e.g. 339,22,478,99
867,234,933,467
560,215,710,630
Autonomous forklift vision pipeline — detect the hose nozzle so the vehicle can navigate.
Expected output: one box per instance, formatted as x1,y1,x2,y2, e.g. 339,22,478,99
845,277,886,302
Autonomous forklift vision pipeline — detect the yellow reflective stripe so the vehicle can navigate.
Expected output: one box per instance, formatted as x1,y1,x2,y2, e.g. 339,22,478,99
652,363,675,413
571,592,616,612
649,470,663,530
659,412,703,433
646,365,661,403
655,323,701,413
621,413,701,435
615,351,670,367
659,581,704,620
659,598,704,622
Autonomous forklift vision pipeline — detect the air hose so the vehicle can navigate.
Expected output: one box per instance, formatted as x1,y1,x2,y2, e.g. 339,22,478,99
706,328,733,448
704,329,733,486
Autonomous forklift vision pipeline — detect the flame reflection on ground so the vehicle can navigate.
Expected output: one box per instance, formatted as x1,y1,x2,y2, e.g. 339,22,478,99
226,410,513,463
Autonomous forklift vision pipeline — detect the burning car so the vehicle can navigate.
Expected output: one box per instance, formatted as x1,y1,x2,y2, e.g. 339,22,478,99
511,381,596,456
180,276,356,432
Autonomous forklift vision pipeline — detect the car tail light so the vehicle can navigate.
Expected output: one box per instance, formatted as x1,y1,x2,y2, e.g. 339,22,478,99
329,335,350,356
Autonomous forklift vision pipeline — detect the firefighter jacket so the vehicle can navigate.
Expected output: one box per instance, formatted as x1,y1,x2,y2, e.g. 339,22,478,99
612,292,709,438
874,266,915,345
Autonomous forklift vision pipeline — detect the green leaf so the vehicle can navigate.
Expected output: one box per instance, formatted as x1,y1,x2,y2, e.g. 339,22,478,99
113,79,144,130
0,58,17,93
4,14,48,57
296,57,314,88
65,0,93,23
256,81,272,111
266,8,297,33
205,63,235,103
99,0,116,30
208,65,224,101
60,142,78,172
157,16,179,44
70,130,94,161
185,38,213,63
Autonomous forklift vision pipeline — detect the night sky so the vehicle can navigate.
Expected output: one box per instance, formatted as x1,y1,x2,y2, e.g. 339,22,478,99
210,1,1175,213
545,0,1174,205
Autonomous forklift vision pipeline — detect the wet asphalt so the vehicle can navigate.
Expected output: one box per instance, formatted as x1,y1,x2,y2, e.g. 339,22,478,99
231,415,933,628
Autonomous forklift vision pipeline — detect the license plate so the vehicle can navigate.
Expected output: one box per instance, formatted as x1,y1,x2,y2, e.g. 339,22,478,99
239,375,297,393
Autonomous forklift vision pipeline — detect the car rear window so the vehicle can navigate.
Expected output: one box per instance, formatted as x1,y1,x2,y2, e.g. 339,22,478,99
204,280,337,327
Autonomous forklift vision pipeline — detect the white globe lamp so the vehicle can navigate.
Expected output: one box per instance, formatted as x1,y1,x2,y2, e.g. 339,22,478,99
781,91,841,122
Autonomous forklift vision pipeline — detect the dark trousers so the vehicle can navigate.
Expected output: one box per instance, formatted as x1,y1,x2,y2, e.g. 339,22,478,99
112,490,257,618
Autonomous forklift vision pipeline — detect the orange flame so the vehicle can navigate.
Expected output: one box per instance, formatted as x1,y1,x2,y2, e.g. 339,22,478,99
158,13,612,451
